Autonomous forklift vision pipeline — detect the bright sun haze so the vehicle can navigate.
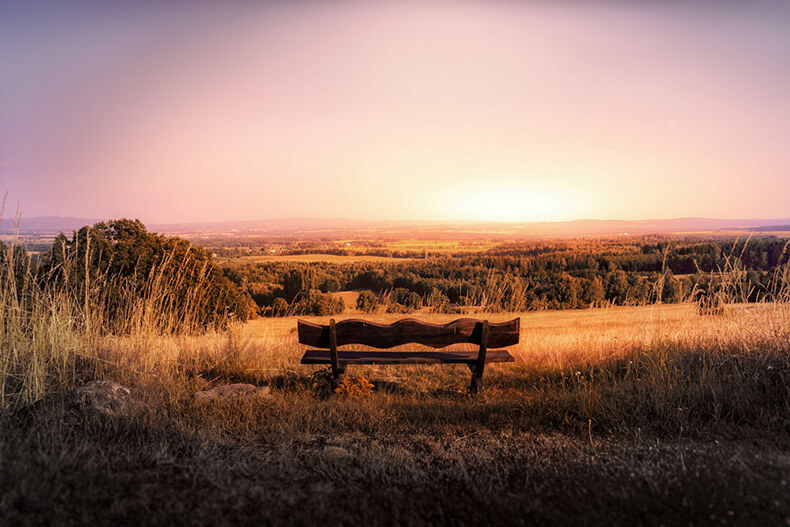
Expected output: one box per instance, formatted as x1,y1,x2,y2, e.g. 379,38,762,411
1,1,789,224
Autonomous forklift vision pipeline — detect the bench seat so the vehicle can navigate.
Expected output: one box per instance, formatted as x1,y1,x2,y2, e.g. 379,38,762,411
301,349,516,365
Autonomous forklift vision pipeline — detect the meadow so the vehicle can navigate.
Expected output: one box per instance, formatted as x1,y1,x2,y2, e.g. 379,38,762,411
1,229,789,525
3,302,790,525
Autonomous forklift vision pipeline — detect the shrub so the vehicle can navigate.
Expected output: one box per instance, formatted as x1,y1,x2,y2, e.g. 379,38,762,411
292,289,344,316
334,375,375,398
271,297,289,316
37,218,255,332
356,290,380,313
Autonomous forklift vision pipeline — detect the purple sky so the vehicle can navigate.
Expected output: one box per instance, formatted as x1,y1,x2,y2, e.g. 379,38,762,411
2,1,789,223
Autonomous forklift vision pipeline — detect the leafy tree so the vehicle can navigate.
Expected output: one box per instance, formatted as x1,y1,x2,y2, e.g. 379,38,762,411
292,289,344,316
581,276,606,307
320,277,341,293
38,219,255,332
283,268,316,301
606,270,630,304
271,297,289,316
662,275,684,303
356,290,379,313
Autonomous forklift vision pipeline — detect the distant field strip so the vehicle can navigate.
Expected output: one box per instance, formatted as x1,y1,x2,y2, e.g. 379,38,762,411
217,254,419,264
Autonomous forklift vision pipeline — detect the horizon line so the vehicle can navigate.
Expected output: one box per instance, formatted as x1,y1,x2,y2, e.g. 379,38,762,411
10,214,790,226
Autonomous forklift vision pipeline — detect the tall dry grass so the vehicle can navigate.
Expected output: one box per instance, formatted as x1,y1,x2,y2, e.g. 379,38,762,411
695,237,790,314
0,223,231,408
2,222,789,438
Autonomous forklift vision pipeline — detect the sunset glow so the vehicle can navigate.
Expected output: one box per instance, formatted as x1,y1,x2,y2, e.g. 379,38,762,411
442,184,583,223
2,2,789,223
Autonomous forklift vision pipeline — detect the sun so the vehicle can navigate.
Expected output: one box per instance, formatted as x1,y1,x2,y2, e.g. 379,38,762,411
440,184,582,223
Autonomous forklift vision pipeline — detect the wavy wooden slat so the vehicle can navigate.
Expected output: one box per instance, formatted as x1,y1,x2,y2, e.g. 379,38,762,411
301,349,516,365
297,317,519,349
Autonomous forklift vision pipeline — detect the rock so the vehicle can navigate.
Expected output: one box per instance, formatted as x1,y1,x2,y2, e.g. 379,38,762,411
194,383,270,402
68,380,145,417
17,380,146,424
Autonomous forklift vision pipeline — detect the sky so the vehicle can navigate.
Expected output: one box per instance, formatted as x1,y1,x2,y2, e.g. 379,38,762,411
1,1,789,224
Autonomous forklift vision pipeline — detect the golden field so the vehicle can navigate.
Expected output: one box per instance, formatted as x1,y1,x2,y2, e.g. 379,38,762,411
215,253,418,265
208,302,789,387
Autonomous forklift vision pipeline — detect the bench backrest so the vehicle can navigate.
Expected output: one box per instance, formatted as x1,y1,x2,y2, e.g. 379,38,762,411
297,318,520,349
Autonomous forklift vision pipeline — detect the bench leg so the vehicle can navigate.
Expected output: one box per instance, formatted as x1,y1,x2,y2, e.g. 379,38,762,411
469,321,488,395
466,363,484,394
330,365,346,390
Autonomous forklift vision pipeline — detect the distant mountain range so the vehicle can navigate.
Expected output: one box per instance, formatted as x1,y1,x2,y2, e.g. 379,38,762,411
5,216,790,239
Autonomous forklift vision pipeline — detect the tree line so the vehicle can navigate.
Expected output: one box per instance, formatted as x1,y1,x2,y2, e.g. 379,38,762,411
223,237,789,315
6,223,787,323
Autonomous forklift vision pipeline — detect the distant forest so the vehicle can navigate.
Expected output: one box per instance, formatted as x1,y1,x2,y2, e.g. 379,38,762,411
223,237,790,316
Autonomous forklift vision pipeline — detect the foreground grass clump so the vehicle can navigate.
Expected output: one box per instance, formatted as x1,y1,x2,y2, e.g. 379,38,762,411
0,219,254,408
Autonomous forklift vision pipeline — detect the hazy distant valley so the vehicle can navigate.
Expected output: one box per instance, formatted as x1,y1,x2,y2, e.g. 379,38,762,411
6,215,790,253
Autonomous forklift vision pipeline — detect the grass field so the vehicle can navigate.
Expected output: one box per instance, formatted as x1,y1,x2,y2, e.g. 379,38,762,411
214,239,502,265
2,302,789,525
327,289,362,309
372,239,500,254
216,253,419,264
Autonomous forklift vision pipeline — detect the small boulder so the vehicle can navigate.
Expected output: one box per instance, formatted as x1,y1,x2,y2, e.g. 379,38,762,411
69,380,143,417
194,383,270,402
16,380,146,425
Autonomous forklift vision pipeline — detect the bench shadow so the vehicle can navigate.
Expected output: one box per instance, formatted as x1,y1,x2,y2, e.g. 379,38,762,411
371,379,408,394
266,372,314,392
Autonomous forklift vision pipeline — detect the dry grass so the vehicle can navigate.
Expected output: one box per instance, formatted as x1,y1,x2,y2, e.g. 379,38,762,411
2,233,790,525
375,239,499,254
327,289,362,309
216,254,418,264
214,239,500,265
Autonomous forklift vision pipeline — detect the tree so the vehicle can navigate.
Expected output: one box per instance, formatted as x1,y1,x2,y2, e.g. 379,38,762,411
38,219,255,332
292,289,343,316
272,297,289,317
356,290,379,313
556,272,580,308
606,270,630,304
283,268,316,301
580,277,606,307
662,275,684,303
320,277,341,293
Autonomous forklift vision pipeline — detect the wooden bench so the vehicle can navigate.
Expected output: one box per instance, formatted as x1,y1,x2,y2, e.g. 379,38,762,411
298,317,519,393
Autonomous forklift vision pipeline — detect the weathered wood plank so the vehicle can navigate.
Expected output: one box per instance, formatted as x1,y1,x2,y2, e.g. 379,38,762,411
300,349,515,365
297,318,519,349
